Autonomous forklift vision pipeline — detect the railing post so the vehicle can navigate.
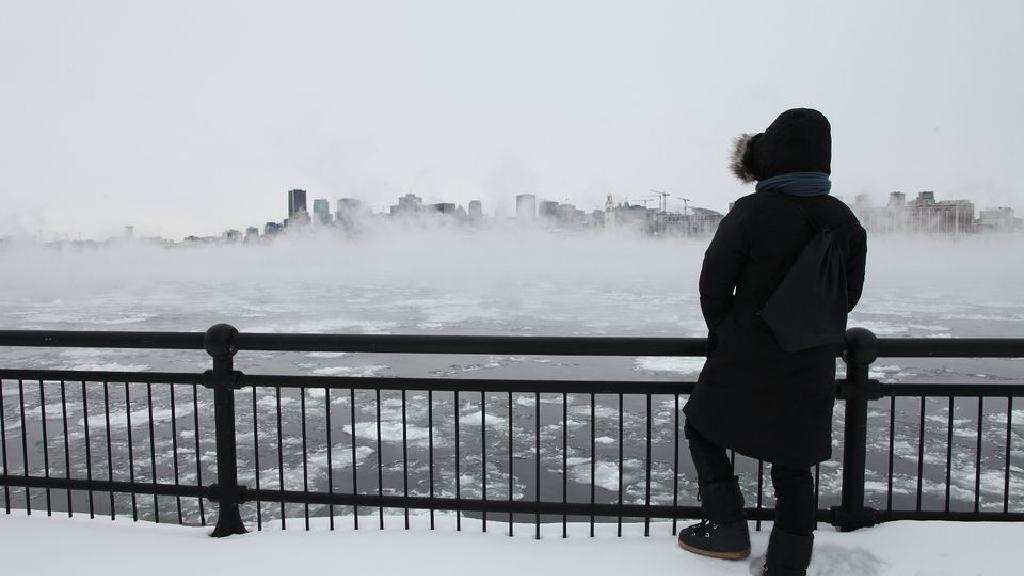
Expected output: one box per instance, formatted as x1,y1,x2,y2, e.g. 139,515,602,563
205,323,247,537
832,327,880,532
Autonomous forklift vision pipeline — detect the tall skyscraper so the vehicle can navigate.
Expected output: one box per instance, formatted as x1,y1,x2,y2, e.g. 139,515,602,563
468,200,483,219
313,198,331,226
516,194,536,221
288,189,307,219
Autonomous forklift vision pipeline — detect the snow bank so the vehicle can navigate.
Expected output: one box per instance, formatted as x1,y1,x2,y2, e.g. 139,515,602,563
1,512,1021,575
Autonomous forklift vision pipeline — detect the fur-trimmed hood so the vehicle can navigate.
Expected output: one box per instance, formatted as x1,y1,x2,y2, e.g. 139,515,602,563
729,133,758,183
729,109,831,183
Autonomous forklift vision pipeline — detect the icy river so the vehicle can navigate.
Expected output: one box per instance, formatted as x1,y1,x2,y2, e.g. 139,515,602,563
1,230,1023,528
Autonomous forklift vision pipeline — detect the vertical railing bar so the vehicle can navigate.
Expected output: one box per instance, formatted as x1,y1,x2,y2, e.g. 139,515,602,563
82,381,94,518
1004,396,1013,515
508,391,513,537
350,385,358,528
455,390,461,532
170,384,182,524
534,390,540,540
481,391,487,532
61,380,72,517
561,391,567,539
814,463,820,513
0,379,9,513
672,393,679,536
756,459,764,532
252,388,262,531
103,382,114,520
945,396,954,513
146,382,158,523
301,388,309,531
916,396,925,513
617,392,623,537
326,388,333,531
644,394,652,537
887,395,895,512
426,389,433,530
590,392,595,537
975,396,984,514
18,379,30,515
375,388,383,530
729,449,735,472
350,388,359,530
38,380,51,516
192,385,205,526
401,388,409,530
276,387,285,530
125,382,136,521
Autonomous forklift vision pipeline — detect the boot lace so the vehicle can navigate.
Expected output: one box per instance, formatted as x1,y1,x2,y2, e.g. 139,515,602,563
688,518,718,539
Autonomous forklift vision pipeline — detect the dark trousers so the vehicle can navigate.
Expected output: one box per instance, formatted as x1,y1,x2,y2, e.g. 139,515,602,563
685,421,815,536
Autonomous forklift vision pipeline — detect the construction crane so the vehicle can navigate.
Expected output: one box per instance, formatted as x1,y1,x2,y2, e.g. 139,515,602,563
667,195,692,217
649,189,671,213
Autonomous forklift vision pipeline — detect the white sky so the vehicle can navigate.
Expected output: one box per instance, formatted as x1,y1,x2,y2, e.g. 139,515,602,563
1,0,1022,239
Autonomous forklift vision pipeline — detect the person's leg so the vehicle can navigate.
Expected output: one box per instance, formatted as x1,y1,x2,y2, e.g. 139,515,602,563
685,421,735,485
765,463,815,575
679,421,749,559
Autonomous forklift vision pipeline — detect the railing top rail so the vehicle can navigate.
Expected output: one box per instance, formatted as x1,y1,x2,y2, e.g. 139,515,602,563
876,337,1024,358
0,330,205,350
232,333,704,356
0,328,1021,359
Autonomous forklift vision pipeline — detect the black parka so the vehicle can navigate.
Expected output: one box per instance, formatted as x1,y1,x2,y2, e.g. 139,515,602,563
682,191,867,468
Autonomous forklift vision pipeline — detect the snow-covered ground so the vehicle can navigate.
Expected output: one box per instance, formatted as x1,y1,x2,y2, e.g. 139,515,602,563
1,512,1021,576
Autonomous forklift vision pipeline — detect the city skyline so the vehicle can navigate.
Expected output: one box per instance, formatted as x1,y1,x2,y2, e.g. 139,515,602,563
3,2,1024,240
4,185,1017,248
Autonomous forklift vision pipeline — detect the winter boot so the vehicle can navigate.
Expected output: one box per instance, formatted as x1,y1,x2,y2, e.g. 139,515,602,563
762,529,814,575
677,476,750,560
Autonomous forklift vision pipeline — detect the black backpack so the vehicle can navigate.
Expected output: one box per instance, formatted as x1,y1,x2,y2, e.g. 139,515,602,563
757,196,848,352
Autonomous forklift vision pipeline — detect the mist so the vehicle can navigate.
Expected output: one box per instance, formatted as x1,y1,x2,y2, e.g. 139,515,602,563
2,230,1022,340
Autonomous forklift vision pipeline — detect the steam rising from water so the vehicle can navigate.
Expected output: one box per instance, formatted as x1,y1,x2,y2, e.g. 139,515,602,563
1,230,1023,337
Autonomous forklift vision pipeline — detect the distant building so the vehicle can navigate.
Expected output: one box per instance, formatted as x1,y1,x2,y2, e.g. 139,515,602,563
978,206,1020,232
264,221,283,236
288,210,311,228
288,189,307,219
611,202,652,228
313,198,331,226
516,194,536,222
336,198,368,229
430,203,456,215
222,229,241,243
555,203,584,226
244,227,259,243
851,190,976,234
468,200,483,219
539,200,559,219
390,193,423,216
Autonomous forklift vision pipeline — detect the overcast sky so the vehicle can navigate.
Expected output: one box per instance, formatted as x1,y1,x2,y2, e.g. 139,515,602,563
1,0,1022,239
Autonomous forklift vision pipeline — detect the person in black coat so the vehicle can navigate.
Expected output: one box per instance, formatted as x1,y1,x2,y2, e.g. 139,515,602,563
677,109,867,576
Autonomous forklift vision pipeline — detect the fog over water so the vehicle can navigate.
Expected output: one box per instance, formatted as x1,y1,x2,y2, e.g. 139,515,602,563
1,230,1023,526
1,229,1023,378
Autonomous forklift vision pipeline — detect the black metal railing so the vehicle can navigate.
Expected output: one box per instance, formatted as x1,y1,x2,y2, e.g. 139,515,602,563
1,325,1022,538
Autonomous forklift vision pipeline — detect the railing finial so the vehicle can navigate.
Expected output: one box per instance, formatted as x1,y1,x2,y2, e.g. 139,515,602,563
204,324,238,361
